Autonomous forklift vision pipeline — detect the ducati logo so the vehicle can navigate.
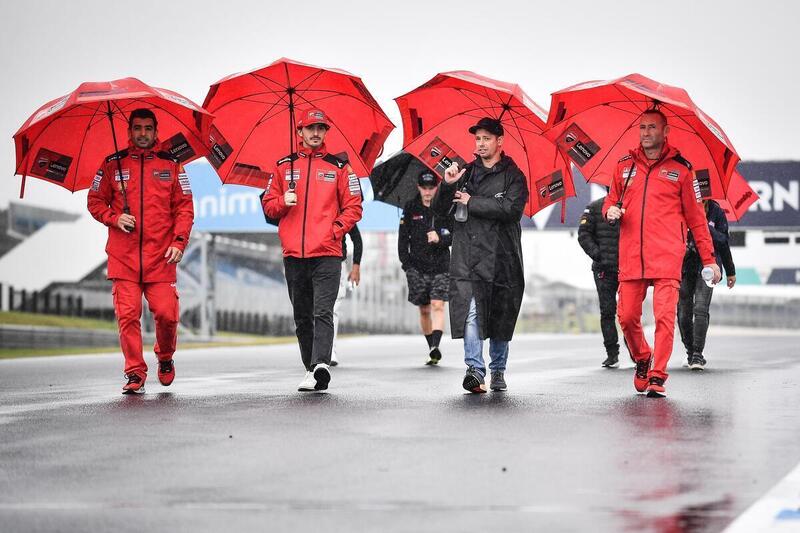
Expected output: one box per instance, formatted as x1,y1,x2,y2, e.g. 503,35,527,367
565,132,576,143
430,147,441,158
539,186,548,198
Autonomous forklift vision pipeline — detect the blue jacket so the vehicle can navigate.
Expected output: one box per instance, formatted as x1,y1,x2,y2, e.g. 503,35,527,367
684,200,736,276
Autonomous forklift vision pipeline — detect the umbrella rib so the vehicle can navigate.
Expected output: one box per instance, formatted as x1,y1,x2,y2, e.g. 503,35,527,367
507,107,546,131
579,112,645,182
400,105,501,147
613,85,649,114
249,72,290,92
454,88,501,116
504,106,540,216
13,106,106,175
293,90,391,118
293,68,327,92
223,101,293,184
555,99,657,124
504,107,534,179
292,92,370,169
206,87,289,114
295,86,391,119
664,109,729,183
443,83,512,106
69,102,107,192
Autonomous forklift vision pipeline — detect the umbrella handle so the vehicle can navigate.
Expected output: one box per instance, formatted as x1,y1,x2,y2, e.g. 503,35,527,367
105,102,134,232
608,200,622,227
609,162,635,227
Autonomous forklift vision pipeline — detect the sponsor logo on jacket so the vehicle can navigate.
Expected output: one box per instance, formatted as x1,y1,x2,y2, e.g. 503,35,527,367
91,169,103,192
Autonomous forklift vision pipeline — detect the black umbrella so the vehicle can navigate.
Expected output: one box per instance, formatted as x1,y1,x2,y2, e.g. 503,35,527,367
368,151,438,208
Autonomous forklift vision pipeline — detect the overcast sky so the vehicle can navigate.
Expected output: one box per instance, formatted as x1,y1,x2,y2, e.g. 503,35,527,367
1,0,797,213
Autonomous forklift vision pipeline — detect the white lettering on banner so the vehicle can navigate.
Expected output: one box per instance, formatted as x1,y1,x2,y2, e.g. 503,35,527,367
750,180,800,212
192,188,261,219
775,181,799,211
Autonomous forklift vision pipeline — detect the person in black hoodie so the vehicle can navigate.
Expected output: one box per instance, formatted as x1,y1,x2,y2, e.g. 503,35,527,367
432,117,529,393
331,224,362,367
399,171,453,365
678,199,736,370
578,194,622,368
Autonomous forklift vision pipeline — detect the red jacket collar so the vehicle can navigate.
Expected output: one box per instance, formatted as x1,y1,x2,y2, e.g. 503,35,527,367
127,140,159,157
297,143,328,158
630,142,678,167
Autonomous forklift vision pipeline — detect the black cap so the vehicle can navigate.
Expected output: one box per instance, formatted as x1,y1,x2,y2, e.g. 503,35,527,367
468,117,504,136
418,171,437,187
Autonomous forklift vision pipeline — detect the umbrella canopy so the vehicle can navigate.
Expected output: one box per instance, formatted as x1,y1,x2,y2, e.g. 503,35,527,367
711,170,759,222
13,77,212,195
544,73,740,195
202,57,394,188
368,151,433,208
395,71,574,217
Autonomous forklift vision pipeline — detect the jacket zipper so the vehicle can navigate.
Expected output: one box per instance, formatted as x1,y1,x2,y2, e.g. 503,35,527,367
300,155,312,258
639,153,668,278
139,156,145,284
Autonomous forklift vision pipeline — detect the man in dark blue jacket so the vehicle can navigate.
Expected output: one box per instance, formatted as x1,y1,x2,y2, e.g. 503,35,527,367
678,199,737,369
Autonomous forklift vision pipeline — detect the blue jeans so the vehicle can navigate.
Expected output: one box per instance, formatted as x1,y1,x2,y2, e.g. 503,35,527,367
463,298,509,377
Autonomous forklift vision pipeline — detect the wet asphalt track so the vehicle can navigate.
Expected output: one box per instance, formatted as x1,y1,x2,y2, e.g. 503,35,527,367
1,330,799,532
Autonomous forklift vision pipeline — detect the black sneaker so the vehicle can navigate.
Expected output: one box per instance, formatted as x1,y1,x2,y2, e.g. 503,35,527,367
313,364,331,391
602,354,620,368
462,366,487,393
426,346,442,366
646,376,667,398
122,373,145,395
157,360,175,386
490,371,507,392
689,354,707,370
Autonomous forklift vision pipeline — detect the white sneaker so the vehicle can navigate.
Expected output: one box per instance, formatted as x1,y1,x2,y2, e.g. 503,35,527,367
313,363,331,391
298,371,315,392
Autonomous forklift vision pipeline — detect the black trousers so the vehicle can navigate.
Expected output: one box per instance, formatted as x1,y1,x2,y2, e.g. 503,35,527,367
593,270,620,356
283,256,342,371
677,268,714,357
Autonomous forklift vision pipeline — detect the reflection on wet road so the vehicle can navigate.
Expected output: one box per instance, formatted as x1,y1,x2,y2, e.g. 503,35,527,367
1,332,798,532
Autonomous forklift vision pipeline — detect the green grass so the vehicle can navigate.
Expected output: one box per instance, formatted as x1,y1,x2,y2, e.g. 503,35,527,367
0,311,118,331
0,335,295,360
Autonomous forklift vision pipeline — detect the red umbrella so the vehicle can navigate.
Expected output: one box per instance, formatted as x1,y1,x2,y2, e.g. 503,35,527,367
709,170,759,222
13,78,213,200
202,57,394,188
544,73,740,196
395,71,573,217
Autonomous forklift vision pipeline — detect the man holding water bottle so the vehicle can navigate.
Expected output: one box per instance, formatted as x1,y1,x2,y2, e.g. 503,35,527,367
432,117,529,393
604,109,721,398
678,199,736,370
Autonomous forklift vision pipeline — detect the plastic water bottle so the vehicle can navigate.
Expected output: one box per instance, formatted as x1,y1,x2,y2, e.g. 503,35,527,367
701,266,715,288
454,202,468,222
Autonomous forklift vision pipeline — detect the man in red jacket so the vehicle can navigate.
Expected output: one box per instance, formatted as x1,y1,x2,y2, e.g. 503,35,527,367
604,109,721,398
88,108,194,394
263,108,363,392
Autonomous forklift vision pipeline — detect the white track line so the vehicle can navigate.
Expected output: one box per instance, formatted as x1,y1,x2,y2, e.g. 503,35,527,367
723,461,800,532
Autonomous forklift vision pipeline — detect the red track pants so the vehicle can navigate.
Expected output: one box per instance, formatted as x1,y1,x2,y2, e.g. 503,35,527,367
617,279,681,381
112,280,179,379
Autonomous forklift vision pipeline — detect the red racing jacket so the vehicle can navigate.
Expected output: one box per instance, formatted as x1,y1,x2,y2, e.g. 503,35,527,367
602,143,714,281
87,141,194,283
263,144,363,258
